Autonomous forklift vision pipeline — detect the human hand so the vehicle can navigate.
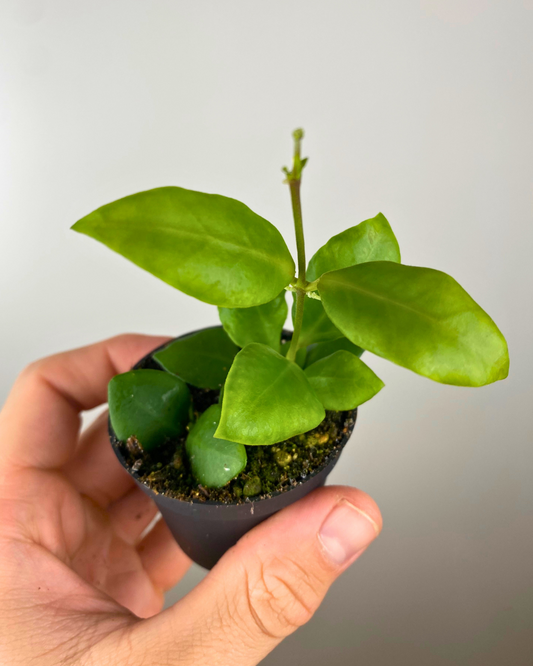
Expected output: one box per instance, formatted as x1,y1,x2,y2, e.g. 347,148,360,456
0,334,382,666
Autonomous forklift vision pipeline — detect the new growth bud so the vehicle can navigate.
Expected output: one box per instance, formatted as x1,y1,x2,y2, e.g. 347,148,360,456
293,128,304,142
282,127,308,184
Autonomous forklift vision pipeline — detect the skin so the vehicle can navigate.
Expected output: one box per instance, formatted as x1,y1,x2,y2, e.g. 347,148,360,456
0,334,382,666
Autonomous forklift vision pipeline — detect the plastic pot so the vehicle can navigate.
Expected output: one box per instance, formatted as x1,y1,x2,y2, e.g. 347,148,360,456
109,328,358,570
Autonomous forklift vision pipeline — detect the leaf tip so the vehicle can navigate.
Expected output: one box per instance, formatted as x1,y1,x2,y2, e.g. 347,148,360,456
495,347,510,383
70,212,96,235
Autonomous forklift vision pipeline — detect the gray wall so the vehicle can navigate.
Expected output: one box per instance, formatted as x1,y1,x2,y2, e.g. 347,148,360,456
1,1,532,664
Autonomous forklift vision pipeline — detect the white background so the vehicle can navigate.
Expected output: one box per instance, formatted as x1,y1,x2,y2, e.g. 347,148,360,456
1,1,532,663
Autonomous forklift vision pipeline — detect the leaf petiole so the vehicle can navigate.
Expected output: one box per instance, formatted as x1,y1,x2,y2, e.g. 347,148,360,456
304,278,319,292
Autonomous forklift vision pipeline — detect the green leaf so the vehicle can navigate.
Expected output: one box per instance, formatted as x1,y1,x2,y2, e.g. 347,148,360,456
307,212,401,281
216,343,325,445
305,337,364,368
304,350,384,410
319,262,509,387
154,328,239,389
291,295,342,348
108,369,191,452
72,187,295,308
218,291,288,352
186,404,247,488
279,339,307,368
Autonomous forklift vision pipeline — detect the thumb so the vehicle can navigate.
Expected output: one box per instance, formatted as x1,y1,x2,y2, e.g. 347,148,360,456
130,485,382,666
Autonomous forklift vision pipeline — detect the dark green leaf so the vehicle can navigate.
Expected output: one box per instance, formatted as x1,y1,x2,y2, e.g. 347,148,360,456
305,337,364,368
304,350,384,410
154,328,239,389
279,339,307,367
319,262,509,387
186,404,247,488
72,187,295,308
218,291,287,352
108,369,191,452
291,295,342,348
216,343,325,445
307,212,401,281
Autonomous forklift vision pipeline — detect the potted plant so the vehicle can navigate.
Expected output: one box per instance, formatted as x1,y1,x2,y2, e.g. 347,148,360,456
72,129,509,570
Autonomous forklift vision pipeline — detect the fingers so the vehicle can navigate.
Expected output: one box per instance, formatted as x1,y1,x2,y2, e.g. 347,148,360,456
108,486,159,545
101,541,165,620
64,411,135,506
0,334,169,470
137,518,192,591
129,485,382,666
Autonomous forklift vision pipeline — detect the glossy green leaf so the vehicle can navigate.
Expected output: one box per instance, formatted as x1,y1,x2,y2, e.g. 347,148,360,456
305,337,364,368
218,291,287,352
216,343,325,445
186,404,247,488
154,328,239,389
291,295,342,348
304,350,384,410
307,212,401,281
72,187,295,308
279,340,307,368
319,262,509,387
108,369,191,452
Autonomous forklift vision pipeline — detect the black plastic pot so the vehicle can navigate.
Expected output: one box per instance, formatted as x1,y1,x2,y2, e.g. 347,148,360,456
109,328,357,570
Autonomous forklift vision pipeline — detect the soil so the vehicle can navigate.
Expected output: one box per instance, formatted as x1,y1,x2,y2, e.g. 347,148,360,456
113,342,357,505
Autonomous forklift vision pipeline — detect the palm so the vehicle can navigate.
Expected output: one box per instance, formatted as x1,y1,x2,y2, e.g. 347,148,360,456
11,462,162,619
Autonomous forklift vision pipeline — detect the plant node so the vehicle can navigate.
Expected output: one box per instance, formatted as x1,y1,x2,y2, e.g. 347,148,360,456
282,127,308,184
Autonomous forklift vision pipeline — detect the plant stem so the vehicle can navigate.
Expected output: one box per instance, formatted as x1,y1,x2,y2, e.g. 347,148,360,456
289,181,306,281
283,129,308,363
288,286,306,362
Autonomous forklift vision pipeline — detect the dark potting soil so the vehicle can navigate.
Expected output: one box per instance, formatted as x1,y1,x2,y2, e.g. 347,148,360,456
115,382,356,504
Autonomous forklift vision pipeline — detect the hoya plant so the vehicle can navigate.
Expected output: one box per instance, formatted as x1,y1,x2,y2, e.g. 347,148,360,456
73,130,509,492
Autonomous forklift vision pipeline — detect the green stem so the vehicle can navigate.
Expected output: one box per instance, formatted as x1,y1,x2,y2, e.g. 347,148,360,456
284,129,308,363
287,287,305,362
289,181,306,281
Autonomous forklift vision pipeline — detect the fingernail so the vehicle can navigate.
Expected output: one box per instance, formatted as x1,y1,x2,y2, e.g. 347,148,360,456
318,499,380,566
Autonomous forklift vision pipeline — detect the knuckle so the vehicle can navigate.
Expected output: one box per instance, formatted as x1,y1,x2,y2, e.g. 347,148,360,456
109,333,150,353
14,359,50,396
241,556,322,639
18,358,59,392
110,333,135,346
19,358,44,381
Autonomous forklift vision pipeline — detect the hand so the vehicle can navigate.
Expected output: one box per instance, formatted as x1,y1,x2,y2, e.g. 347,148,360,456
0,334,382,666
